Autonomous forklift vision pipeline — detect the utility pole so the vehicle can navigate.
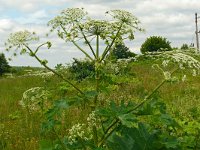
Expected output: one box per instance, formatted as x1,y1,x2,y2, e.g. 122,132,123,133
195,13,199,51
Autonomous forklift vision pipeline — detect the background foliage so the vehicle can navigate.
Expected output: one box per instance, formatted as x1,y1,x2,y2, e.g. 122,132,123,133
140,36,172,53
0,53,10,76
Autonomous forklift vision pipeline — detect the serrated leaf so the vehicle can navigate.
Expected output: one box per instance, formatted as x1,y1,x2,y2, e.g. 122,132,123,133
107,123,158,150
118,113,137,128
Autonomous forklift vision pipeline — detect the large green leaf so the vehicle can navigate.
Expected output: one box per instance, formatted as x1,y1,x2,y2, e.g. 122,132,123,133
107,123,158,150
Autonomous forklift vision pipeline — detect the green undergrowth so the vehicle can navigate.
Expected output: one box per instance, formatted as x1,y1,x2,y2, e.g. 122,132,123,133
0,60,200,149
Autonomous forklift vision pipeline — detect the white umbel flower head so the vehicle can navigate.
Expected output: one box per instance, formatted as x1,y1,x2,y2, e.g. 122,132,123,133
19,87,49,113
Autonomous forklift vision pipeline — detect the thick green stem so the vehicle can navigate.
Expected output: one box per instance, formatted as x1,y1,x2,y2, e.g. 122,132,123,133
98,118,119,147
72,41,93,61
78,25,96,58
60,24,93,61
92,35,100,145
94,35,100,106
96,35,99,59
100,23,123,62
34,43,48,54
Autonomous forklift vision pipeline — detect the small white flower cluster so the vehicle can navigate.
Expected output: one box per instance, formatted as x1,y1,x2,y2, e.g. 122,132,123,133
48,8,87,41
182,74,187,82
6,30,39,49
23,71,54,78
109,10,140,26
139,49,200,78
61,8,87,22
87,111,100,128
48,8,143,45
165,52,200,77
19,87,49,113
67,111,100,145
163,71,171,81
171,53,200,70
82,20,111,38
68,123,92,145
48,8,87,27
104,59,129,75
162,60,170,67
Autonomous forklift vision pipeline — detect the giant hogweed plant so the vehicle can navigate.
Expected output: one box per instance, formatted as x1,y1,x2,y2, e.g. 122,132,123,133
5,8,200,149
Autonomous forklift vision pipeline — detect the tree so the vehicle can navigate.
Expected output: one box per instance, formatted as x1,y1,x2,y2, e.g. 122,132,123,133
181,44,189,50
107,44,136,61
0,53,10,76
69,58,95,81
140,36,172,53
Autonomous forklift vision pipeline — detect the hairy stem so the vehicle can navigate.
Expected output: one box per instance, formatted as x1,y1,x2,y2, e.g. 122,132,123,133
98,118,119,147
72,41,93,61
100,23,123,62
94,34,100,106
78,25,96,58
92,34,100,145
60,24,93,61
34,43,48,54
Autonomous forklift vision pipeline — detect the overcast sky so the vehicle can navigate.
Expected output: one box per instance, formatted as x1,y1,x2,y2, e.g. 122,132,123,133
0,0,199,67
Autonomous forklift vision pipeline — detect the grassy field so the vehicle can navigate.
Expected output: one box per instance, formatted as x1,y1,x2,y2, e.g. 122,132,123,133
1,62,200,149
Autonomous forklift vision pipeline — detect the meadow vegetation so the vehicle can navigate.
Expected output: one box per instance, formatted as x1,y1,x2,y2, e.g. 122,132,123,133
1,8,200,150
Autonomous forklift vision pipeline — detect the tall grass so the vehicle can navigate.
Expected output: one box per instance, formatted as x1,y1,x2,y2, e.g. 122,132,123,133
0,62,200,149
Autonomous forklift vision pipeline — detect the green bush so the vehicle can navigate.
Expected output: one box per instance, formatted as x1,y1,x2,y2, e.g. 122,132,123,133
0,53,10,76
181,44,189,50
68,58,95,81
140,36,172,53
107,44,136,61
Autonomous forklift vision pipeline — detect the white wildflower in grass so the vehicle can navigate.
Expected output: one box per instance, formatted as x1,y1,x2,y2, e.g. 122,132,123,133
139,49,200,78
19,87,50,113
33,71,54,78
182,75,187,82
87,111,101,128
192,69,197,76
162,60,170,67
163,71,171,81
67,123,92,145
67,111,101,145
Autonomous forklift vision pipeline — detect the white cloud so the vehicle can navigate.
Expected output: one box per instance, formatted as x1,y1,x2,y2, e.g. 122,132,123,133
0,19,14,32
0,0,200,66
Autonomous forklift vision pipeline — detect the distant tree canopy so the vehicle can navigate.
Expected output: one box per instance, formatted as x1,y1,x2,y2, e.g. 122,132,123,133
107,44,136,61
0,53,10,76
181,44,189,50
140,36,172,53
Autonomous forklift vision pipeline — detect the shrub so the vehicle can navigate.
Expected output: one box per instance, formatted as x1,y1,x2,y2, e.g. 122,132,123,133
181,44,189,50
140,36,172,53
0,53,10,76
68,58,95,81
107,44,136,61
